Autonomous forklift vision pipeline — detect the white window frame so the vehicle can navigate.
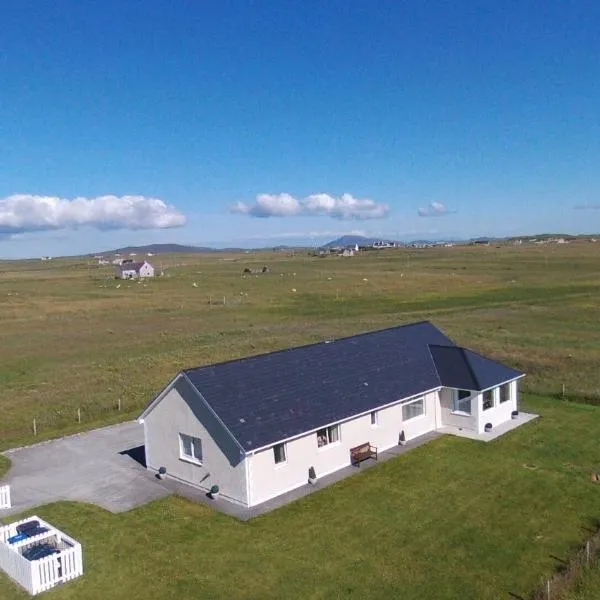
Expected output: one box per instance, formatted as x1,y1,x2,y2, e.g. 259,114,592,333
316,424,341,448
179,433,203,465
370,411,378,426
482,389,495,411
402,397,425,421
452,390,472,415
499,383,511,403
273,443,287,465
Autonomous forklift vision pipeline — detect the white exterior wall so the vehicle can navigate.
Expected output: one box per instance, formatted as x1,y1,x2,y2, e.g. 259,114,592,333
247,391,439,507
143,379,248,505
438,388,478,431
138,263,154,278
476,379,519,434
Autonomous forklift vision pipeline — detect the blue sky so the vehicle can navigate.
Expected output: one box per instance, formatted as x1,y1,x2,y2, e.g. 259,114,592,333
2,1,600,257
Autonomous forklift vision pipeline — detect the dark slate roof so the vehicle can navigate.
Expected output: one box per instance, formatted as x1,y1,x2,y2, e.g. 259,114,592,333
118,261,145,272
181,321,524,452
429,345,523,391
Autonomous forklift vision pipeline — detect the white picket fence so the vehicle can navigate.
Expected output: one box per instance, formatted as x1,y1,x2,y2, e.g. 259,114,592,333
0,515,83,595
0,485,10,509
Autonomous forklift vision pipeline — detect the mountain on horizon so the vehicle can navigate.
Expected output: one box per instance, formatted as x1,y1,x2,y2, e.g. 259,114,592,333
321,235,400,248
94,243,225,256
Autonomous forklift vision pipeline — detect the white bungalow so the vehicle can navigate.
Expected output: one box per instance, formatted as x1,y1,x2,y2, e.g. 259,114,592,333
116,260,154,279
138,321,525,508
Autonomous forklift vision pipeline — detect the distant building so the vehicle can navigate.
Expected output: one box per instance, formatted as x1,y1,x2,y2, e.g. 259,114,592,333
372,240,396,249
116,260,155,279
340,248,355,257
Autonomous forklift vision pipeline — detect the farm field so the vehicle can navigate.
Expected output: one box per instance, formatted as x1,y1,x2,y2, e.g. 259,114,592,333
1,395,600,599
2,243,600,598
1,242,599,449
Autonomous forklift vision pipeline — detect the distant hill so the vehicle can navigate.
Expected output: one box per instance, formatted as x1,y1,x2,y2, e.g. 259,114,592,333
93,243,238,256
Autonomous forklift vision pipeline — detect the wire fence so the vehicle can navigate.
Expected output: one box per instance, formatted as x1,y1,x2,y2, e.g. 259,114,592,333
531,521,600,600
1,399,139,449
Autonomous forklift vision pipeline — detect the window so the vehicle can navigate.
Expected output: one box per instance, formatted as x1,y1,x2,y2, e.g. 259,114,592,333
452,390,472,414
316,425,340,448
482,390,494,410
499,383,511,403
179,433,202,463
370,411,378,426
273,443,287,464
402,397,425,421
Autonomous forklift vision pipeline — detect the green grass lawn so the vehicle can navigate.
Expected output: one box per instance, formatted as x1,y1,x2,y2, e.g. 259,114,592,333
2,395,600,600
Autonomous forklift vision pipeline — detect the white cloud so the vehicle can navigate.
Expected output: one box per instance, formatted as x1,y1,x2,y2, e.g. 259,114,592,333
0,194,186,235
574,203,600,210
230,193,389,220
417,201,456,217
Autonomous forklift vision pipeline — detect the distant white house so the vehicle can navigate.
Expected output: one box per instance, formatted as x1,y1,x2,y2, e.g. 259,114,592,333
116,260,154,279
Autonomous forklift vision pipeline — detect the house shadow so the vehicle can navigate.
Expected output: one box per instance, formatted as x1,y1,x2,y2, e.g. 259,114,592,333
119,445,146,468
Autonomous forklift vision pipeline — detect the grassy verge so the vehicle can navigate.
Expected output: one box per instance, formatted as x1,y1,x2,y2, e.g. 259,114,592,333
0,456,10,479
2,395,600,599
564,564,600,600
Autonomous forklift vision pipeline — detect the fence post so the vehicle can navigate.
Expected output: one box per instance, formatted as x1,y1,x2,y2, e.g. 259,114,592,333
33,418,37,436
547,578,551,600
77,408,81,423
561,383,565,398
223,296,226,305
586,541,590,565
208,295,212,305
118,397,121,411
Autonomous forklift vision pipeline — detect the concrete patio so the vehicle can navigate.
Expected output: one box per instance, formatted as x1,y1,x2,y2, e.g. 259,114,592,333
0,422,169,517
437,411,539,442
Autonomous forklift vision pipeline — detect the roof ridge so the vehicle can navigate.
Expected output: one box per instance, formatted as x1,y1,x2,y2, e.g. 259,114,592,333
457,346,482,390
183,320,438,374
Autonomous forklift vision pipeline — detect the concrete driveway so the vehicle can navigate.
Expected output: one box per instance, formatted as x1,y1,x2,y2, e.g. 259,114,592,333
0,422,170,516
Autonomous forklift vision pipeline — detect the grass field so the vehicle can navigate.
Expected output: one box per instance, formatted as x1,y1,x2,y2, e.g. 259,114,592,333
1,242,599,449
2,242,600,598
2,395,600,599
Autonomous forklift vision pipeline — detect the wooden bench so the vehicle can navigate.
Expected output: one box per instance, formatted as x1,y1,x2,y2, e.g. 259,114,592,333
350,442,378,467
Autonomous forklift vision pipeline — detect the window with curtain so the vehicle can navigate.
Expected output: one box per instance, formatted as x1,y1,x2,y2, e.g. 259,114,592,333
452,390,472,414
316,425,341,447
402,398,424,420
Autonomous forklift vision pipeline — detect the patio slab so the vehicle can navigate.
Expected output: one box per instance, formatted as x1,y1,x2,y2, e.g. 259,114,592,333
437,411,539,442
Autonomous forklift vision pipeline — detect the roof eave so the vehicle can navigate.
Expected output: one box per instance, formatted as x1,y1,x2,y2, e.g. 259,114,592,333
246,385,443,455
